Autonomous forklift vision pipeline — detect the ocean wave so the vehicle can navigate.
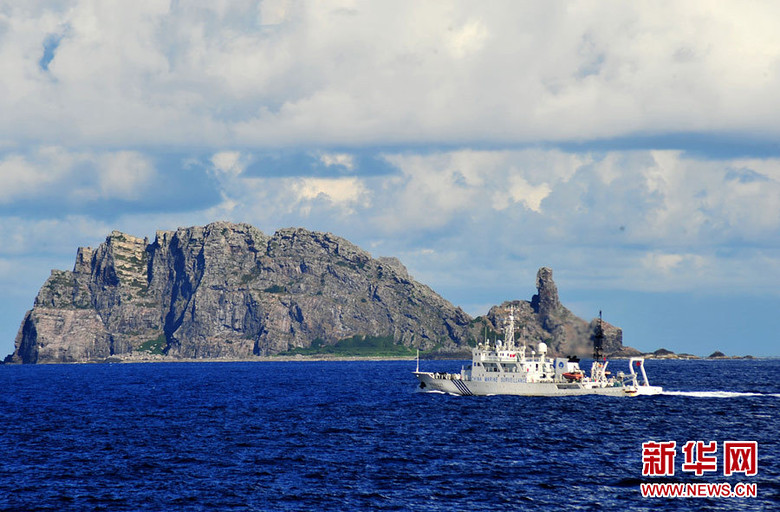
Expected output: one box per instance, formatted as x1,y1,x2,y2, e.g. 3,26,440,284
662,390,780,398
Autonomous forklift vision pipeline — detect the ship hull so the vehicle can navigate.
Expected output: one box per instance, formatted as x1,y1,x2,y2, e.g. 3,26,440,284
414,372,630,397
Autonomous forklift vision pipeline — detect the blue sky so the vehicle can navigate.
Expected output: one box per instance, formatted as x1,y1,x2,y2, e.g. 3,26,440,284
1,1,779,357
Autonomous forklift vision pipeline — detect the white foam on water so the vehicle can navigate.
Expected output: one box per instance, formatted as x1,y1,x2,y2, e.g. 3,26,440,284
416,389,447,395
662,390,780,398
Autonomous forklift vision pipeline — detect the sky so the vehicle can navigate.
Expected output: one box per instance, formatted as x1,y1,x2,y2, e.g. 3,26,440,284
1,0,779,357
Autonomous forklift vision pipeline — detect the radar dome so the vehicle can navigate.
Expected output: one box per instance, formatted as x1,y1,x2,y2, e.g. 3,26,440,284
538,342,548,353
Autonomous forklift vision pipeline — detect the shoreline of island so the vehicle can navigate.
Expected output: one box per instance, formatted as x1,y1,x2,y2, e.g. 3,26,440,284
3,351,772,365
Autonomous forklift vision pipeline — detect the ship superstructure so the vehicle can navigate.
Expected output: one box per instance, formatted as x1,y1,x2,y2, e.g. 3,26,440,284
414,308,662,397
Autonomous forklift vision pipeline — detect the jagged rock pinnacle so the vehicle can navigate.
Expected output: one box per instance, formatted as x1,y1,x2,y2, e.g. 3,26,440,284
530,266,560,318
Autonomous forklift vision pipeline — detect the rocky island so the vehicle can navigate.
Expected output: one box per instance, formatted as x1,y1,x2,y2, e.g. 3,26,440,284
6,222,636,363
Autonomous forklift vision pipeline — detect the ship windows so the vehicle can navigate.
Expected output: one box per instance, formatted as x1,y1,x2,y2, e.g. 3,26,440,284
483,363,499,372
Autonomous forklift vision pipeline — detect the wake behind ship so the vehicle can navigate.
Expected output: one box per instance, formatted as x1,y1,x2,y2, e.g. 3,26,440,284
414,309,662,397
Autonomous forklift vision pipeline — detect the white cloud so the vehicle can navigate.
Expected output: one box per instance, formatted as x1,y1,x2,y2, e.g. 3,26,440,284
447,19,489,59
0,147,156,203
294,177,368,207
2,2,780,147
211,151,247,175
638,152,780,243
377,149,584,231
191,160,373,223
259,0,291,26
96,151,155,200
319,152,355,171
0,148,71,203
495,175,552,212
378,152,482,231
641,252,707,275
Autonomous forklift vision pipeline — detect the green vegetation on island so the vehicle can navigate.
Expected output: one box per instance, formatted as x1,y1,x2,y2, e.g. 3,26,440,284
138,334,167,355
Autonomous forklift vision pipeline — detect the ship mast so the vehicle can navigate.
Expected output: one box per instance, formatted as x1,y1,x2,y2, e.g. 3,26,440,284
505,305,516,349
593,310,605,361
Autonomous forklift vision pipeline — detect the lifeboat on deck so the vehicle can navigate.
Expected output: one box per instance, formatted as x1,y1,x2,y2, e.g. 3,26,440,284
562,371,584,382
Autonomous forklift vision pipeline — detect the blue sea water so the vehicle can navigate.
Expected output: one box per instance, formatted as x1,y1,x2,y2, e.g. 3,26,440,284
0,359,777,511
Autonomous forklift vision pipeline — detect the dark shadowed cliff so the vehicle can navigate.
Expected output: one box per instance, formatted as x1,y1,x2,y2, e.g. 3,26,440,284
6,223,637,363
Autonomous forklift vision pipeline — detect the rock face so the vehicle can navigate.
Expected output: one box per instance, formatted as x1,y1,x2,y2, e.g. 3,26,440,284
8,223,472,363
473,267,634,357
7,225,636,363
530,266,560,326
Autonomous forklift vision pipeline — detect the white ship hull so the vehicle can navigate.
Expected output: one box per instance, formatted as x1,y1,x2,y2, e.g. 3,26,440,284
414,371,637,397
414,308,663,398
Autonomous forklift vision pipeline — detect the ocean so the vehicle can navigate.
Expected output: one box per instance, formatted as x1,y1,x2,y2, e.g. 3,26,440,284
0,358,777,511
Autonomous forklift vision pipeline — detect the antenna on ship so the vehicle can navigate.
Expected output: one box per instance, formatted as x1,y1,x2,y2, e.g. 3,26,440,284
592,310,604,361
505,305,516,350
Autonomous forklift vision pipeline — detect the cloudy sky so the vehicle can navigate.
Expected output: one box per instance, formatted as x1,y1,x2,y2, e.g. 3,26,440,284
2,0,779,357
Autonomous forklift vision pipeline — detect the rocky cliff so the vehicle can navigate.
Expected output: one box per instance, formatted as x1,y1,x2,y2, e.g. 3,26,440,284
8,223,471,363
6,223,636,363
472,267,639,358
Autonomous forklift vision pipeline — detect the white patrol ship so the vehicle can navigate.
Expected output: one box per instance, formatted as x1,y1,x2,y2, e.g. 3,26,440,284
414,309,662,397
